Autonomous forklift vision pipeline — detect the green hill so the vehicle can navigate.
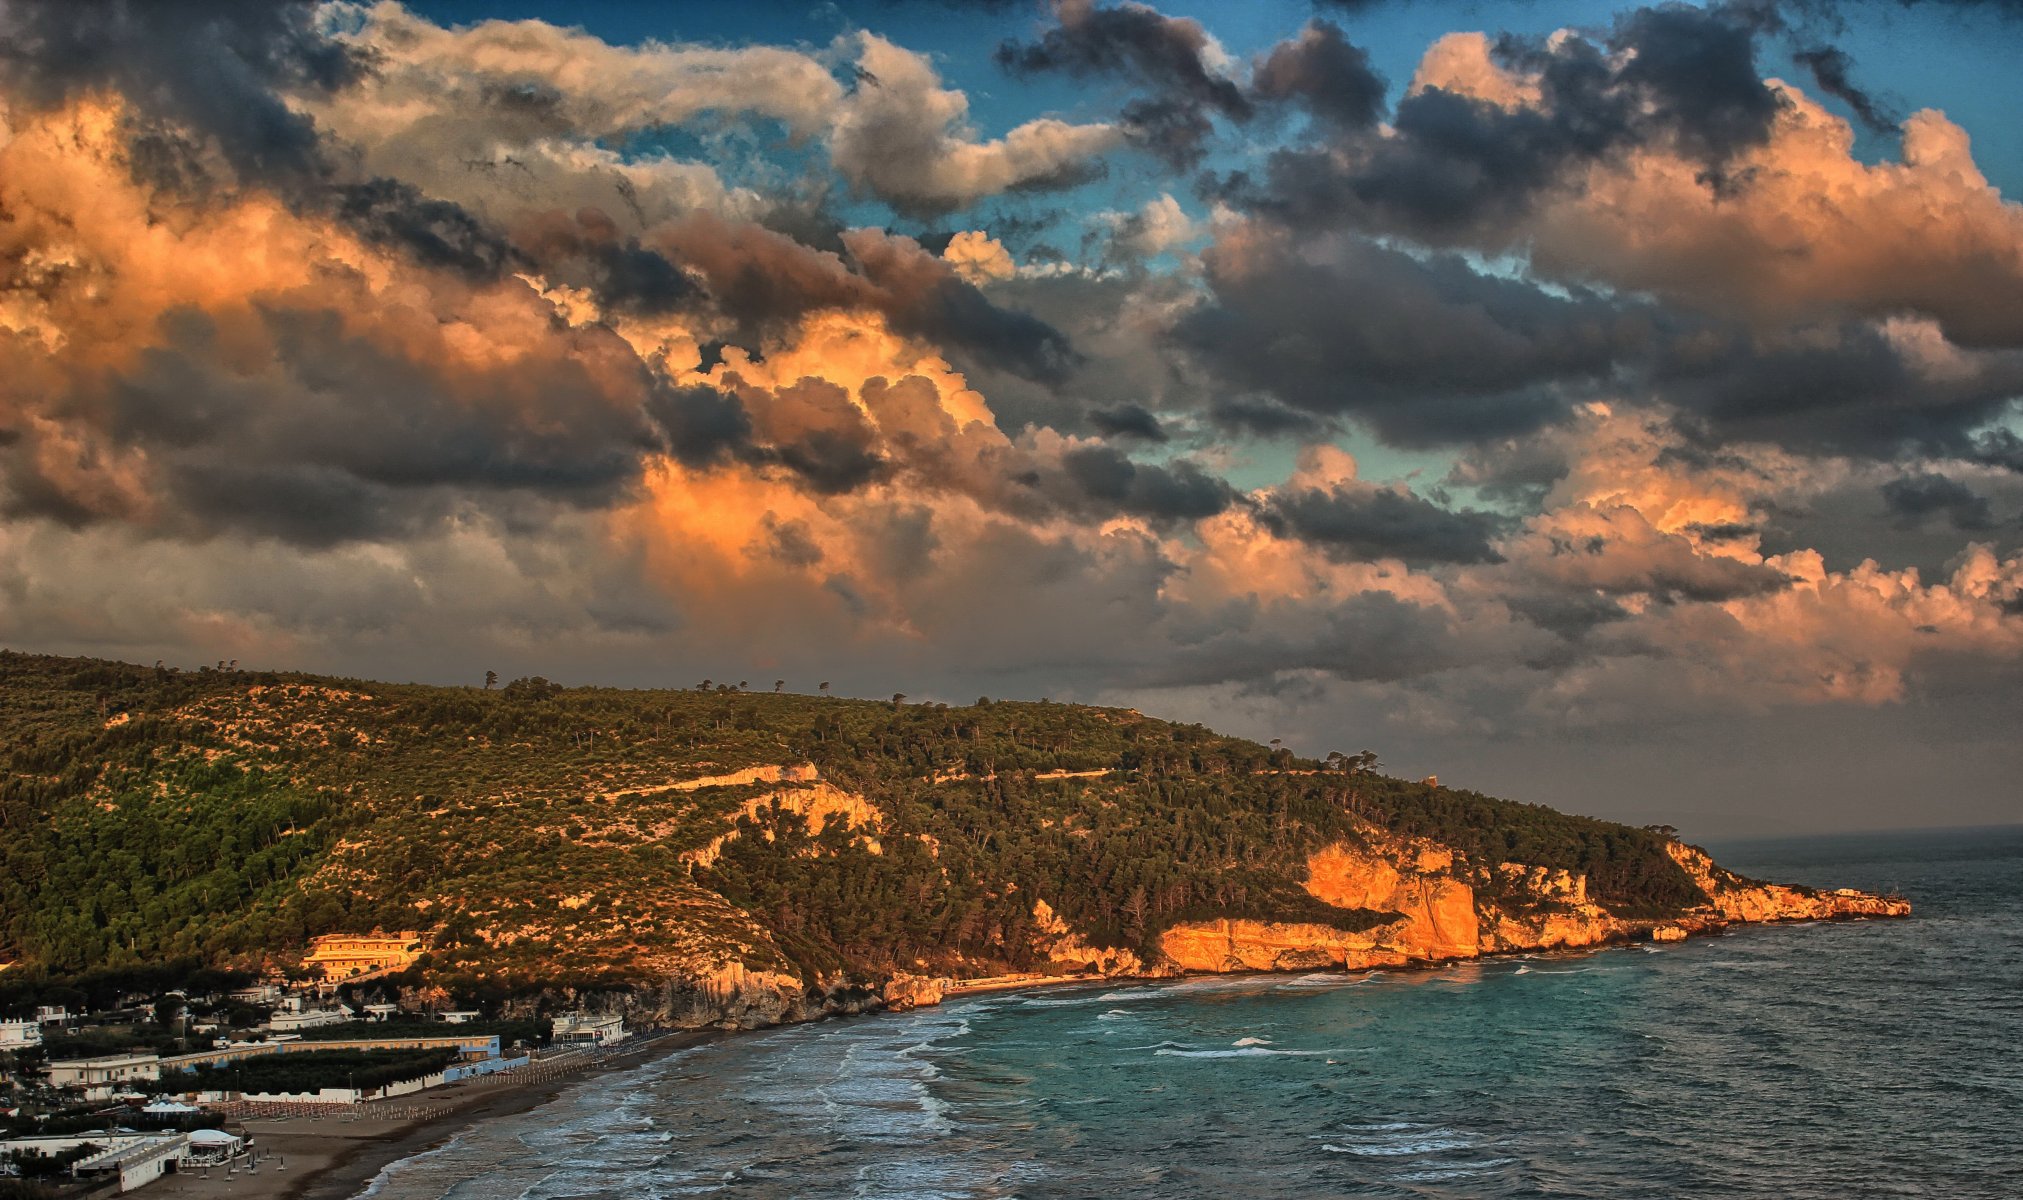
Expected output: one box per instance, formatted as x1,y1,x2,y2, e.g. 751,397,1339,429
0,650,1769,1008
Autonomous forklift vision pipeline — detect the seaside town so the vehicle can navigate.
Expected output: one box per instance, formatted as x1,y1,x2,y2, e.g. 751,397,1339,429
0,932,639,1196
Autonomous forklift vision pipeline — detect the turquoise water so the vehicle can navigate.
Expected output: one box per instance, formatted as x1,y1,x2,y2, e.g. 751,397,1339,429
357,826,2023,1198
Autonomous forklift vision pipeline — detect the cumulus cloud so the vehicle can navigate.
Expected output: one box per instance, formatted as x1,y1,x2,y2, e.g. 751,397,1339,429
1,0,2019,835
1173,222,1638,445
832,33,1122,214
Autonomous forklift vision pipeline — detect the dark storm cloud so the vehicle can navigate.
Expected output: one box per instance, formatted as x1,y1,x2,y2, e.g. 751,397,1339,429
0,299,670,546
1173,231,1637,446
1251,19,1388,131
1261,484,1508,566
996,0,1253,169
1227,4,1780,240
644,384,761,471
1058,445,1237,522
1880,474,1997,530
1089,404,1169,442
1791,45,1896,134
1140,589,1492,689
1206,397,1329,440
0,0,361,185
515,208,698,316
335,179,523,281
666,221,1078,388
1650,323,2023,462
1972,429,2023,474
896,273,1080,386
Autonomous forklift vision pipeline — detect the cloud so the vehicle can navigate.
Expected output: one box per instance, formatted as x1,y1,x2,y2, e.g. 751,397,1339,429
1251,19,1388,131
1879,472,1996,530
2,1,2020,838
0,0,361,186
1229,4,1780,240
831,32,1121,215
1173,222,1637,445
1791,45,1896,134
1261,479,1508,566
1093,193,1202,261
1089,404,1169,442
996,0,1251,169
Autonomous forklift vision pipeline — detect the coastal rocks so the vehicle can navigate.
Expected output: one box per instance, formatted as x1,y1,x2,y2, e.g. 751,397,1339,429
882,974,950,1011
1664,843,1911,922
1478,907,1621,954
1303,840,1480,960
1032,899,1145,976
1651,925,1688,942
1157,919,1408,973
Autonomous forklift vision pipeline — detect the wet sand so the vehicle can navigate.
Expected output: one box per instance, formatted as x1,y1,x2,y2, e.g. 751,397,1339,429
143,1031,717,1200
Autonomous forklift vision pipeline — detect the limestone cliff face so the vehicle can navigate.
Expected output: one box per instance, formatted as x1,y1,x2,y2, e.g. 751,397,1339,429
1303,841,1481,959
681,772,886,868
1664,842,1912,922
1032,899,1144,975
1158,919,1408,973
1146,831,1908,981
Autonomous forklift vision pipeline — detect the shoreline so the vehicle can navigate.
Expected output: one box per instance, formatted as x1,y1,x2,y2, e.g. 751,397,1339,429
151,913,1902,1200
139,1030,719,1200
284,1030,722,1200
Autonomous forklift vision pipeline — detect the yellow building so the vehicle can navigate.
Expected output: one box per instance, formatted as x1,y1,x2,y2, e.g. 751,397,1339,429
301,931,424,980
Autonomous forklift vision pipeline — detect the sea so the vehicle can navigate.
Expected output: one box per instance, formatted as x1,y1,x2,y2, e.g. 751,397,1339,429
353,825,2023,1199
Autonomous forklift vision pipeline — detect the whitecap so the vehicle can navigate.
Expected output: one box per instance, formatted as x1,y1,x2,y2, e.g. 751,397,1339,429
1154,1046,1323,1059
1232,1036,1275,1047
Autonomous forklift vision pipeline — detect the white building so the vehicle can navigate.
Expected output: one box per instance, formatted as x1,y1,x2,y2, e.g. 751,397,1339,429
549,1013,628,1046
436,1010,481,1025
264,997,352,1033
45,1054,161,1100
0,1020,41,1049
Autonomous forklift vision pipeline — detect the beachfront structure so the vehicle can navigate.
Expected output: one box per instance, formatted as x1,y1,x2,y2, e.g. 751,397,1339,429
45,1053,161,1100
550,1012,628,1046
362,1003,401,1021
0,1020,40,1049
300,930,424,981
0,1131,233,1193
48,1033,506,1102
436,1010,480,1024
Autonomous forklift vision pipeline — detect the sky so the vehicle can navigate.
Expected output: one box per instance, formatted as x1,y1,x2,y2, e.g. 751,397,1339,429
1,0,2020,838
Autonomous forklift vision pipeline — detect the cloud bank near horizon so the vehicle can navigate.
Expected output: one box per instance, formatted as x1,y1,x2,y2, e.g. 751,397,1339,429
0,0,2018,832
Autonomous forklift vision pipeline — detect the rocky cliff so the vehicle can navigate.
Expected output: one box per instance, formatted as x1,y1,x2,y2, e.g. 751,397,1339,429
1142,828,1904,983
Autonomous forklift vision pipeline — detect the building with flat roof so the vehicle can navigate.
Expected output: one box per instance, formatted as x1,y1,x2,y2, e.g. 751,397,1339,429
550,1013,628,1047
301,931,424,981
46,1053,160,1100
0,1020,40,1049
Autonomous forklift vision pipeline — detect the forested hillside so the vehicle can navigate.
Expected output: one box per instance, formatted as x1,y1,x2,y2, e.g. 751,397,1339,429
0,650,1712,994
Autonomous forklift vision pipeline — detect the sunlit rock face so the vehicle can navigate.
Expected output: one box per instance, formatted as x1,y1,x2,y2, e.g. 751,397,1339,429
1302,839,1481,960
1156,919,1407,974
1148,831,1908,980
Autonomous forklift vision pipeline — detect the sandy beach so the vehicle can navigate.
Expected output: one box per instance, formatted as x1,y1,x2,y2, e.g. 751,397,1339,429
138,1031,715,1200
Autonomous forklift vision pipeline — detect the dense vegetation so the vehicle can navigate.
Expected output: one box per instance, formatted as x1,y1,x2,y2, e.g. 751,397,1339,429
0,651,1711,989
181,1047,458,1094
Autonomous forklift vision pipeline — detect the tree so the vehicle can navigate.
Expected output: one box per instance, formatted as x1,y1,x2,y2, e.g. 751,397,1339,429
892,693,907,707
774,680,785,693
819,682,830,696
484,671,497,690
